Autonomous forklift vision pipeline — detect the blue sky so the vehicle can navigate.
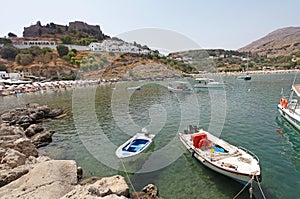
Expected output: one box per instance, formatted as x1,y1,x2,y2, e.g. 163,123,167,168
0,0,299,50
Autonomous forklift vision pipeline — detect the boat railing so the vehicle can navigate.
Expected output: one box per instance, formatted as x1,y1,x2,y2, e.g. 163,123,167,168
238,146,260,163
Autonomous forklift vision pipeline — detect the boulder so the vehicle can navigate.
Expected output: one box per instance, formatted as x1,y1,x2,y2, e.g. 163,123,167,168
13,138,38,157
16,115,33,125
24,124,44,137
0,112,13,122
31,130,55,148
0,165,29,187
0,124,25,149
131,184,162,199
0,160,78,199
94,175,129,197
61,175,129,199
47,108,63,118
36,105,51,115
1,148,26,168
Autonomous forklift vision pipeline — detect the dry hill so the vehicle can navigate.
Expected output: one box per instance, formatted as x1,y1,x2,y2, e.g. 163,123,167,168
238,27,300,57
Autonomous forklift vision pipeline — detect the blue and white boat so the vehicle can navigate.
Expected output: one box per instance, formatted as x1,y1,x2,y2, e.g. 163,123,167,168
115,128,155,159
179,126,261,185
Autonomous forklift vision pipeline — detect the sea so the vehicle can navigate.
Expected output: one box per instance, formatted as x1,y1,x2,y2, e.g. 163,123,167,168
1,73,300,199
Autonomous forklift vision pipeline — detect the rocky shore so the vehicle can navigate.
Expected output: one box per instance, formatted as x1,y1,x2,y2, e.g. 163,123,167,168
0,104,162,199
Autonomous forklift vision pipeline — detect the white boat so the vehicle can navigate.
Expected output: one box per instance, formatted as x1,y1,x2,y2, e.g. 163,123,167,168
237,75,251,81
168,81,193,93
115,128,155,159
179,126,261,185
278,84,300,130
127,86,141,90
193,78,225,89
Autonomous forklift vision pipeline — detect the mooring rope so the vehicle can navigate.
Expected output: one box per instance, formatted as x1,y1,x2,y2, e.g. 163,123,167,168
233,177,253,199
256,175,267,199
120,159,140,199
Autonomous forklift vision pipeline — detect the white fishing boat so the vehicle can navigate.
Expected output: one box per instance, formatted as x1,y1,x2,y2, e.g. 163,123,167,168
193,78,225,89
237,75,251,81
127,86,141,90
168,81,193,93
278,84,300,130
179,126,261,185
115,128,155,159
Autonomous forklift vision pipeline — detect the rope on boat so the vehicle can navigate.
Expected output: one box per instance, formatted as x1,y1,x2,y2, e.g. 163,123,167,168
233,177,253,199
256,175,267,199
120,159,139,199
233,175,267,199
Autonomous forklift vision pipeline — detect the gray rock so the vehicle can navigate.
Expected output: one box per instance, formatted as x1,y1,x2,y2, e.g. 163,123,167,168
31,130,55,148
24,124,44,137
47,108,63,118
0,165,29,187
13,138,38,157
0,160,78,199
61,175,129,199
1,148,26,168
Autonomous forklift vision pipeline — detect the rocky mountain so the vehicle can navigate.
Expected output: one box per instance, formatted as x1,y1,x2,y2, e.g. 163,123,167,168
23,21,106,40
238,27,300,57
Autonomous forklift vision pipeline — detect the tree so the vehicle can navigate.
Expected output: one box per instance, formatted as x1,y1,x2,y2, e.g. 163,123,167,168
0,63,7,71
42,47,52,54
60,35,73,44
0,45,19,59
15,53,34,66
56,45,69,57
28,46,43,56
0,38,12,44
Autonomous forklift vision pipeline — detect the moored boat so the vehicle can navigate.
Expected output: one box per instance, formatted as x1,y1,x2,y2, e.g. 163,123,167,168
127,86,141,91
168,81,193,93
115,128,155,159
179,126,261,185
237,75,251,81
278,84,300,130
193,78,225,89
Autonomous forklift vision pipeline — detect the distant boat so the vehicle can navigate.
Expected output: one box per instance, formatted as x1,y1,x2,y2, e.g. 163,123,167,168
278,84,300,130
127,86,141,91
168,81,193,93
179,126,261,185
193,78,225,89
115,128,155,159
237,75,251,81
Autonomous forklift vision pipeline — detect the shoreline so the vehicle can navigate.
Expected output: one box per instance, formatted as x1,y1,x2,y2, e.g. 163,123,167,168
190,69,300,77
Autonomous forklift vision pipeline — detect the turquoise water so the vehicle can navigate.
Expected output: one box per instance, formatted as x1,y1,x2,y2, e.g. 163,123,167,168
1,74,300,198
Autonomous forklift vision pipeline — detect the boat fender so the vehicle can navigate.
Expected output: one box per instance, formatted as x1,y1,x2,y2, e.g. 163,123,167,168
280,97,284,106
283,99,288,108
191,151,195,157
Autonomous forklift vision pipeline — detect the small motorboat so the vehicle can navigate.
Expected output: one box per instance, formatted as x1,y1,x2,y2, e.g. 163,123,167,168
168,81,193,93
127,86,141,91
237,75,251,81
179,126,261,185
193,78,225,90
115,128,155,159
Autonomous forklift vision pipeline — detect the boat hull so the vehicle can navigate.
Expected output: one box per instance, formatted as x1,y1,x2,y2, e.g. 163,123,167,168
277,104,300,131
115,133,155,159
179,132,261,185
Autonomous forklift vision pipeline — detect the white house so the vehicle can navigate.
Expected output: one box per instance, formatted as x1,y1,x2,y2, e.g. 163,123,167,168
89,39,150,54
0,71,23,80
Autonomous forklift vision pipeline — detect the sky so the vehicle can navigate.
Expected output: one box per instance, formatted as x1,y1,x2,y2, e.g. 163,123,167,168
0,0,299,50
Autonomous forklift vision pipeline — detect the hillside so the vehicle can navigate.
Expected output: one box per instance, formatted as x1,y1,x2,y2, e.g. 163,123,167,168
238,27,300,57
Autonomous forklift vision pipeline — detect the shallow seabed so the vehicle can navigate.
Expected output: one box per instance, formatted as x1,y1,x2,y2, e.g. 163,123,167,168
1,74,299,198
